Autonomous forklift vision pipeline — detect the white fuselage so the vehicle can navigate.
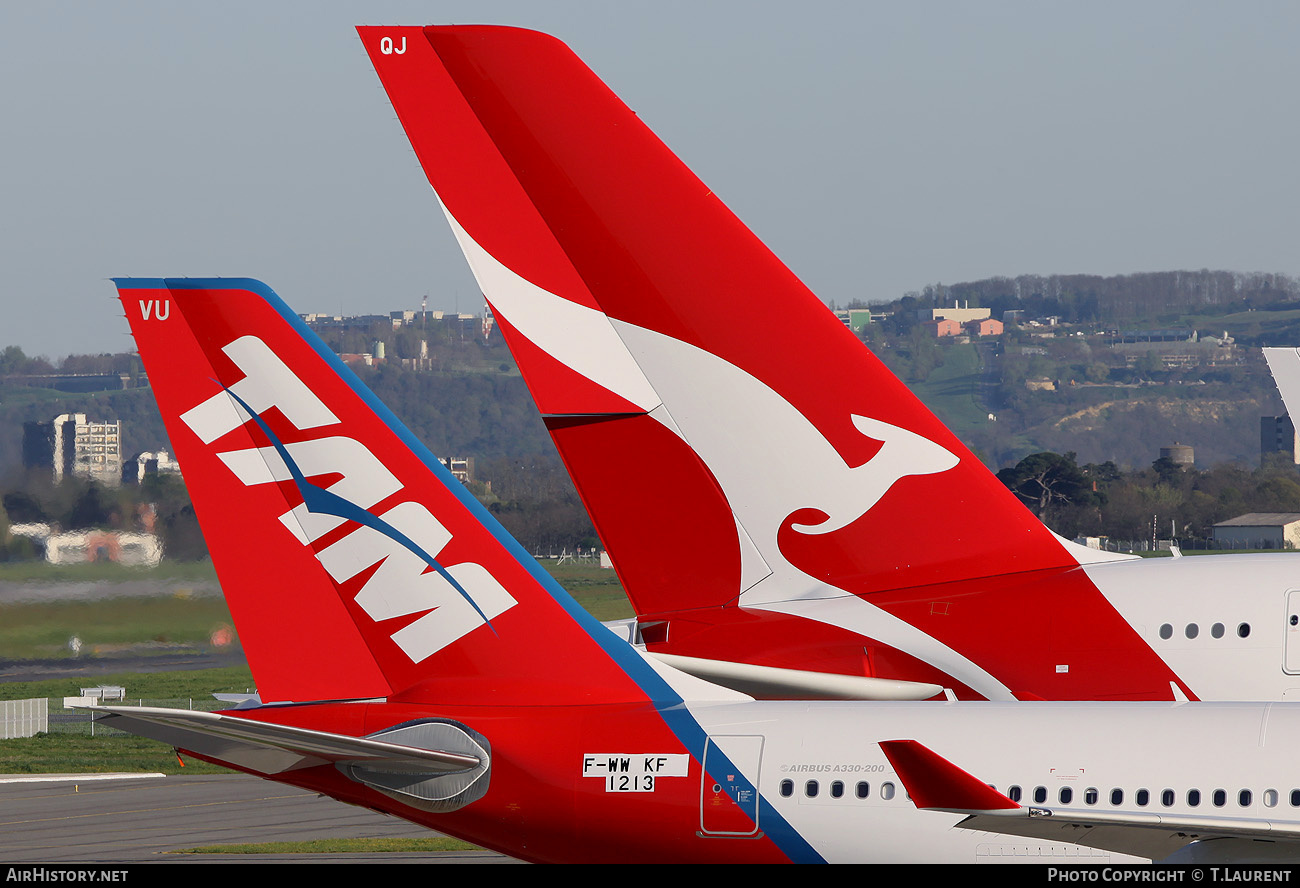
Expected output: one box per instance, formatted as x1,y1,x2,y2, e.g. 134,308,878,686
684,696,1300,863
1089,553,1300,700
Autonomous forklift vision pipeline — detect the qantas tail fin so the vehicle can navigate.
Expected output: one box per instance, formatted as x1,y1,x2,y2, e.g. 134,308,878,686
360,26,1126,620
114,278,720,708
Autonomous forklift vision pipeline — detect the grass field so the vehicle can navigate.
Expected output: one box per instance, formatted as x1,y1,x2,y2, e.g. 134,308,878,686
0,559,634,853
0,558,630,663
911,343,990,439
0,594,235,660
0,558,632,762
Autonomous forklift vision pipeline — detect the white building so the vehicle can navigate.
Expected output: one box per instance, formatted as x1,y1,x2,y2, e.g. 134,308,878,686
1212,513,1300,549
22,413,122,487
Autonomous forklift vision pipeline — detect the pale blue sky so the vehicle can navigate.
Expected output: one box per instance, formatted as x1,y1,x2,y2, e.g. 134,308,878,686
3,1,1298,358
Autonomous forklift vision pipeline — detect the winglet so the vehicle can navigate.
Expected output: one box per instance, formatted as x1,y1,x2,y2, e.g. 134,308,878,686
879,739,1021,814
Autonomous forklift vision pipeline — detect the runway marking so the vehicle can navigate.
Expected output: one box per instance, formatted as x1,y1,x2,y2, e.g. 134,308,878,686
0,773,165,785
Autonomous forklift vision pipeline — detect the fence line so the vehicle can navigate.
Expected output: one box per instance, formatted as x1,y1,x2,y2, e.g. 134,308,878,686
1082,538,1300,554
28,697,229,738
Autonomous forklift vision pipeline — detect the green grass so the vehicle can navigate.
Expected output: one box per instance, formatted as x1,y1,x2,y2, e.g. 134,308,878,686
0,558,628,782
0,594,235,660
541,561,632,621
912,343,991,439
1182,307,1300,332
0,383,76,408
0,733,232,774
0,559,628,661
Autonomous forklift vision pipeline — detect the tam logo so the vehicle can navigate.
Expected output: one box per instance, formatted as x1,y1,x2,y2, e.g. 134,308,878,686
179,335,517,661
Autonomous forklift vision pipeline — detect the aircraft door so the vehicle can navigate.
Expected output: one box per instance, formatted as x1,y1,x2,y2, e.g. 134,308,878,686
699,735,764,836
1286,590,1300,674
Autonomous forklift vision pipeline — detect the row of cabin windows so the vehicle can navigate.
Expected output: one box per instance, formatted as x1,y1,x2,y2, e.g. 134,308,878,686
780,778,1300,810
778,779,899,800
1157,622,1250,641
1006,784,1297,809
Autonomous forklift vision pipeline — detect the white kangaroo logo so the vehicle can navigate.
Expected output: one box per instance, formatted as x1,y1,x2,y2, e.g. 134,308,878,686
442,208,1016,699
612,320,960,544
443,204,959,568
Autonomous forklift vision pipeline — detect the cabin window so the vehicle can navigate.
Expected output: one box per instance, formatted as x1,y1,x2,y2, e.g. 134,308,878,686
1290,789,1300,807
1239,623,1252,638
1265,789,1279,808
1185,623,1199,639
1161,789,1174,806
1188,789,1201,807
830,781,844,799
805,780,819,798
1212,623,1225,638
780,779,793,797
1034,786,1047,804
1214,789,1227,807
1084,788,1098,805
1008,785,1022,802
1110,788,1124,805
1136,789,1150,806
880,782,896,800
1239,789,1253,807
1059,787,1073,804
856,782,870,799
1159,623,1173,640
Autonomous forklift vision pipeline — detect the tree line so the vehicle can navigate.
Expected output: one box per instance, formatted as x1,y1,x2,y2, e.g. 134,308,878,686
997,451,1300,543
882,270,1300,328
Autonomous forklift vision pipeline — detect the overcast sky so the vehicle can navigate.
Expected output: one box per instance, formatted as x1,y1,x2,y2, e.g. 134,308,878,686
3,1,1298,359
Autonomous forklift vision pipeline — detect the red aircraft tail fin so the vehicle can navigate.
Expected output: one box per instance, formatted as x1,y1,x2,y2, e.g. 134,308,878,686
114,278,688,708
360,25,1117,622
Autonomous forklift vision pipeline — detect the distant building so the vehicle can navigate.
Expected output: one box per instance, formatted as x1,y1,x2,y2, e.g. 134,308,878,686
299,313,394,331
122,449,181,485
922,305,991,324
9,524,162,566
22,413,122,486
1213,513,1300,550
1261,415,1300,465
44,530,162,567
440,456,474,483
1111,329,1196,345
922,318,963,338
1160,443,1195,469
964,318,1004,337
833,309,874,332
